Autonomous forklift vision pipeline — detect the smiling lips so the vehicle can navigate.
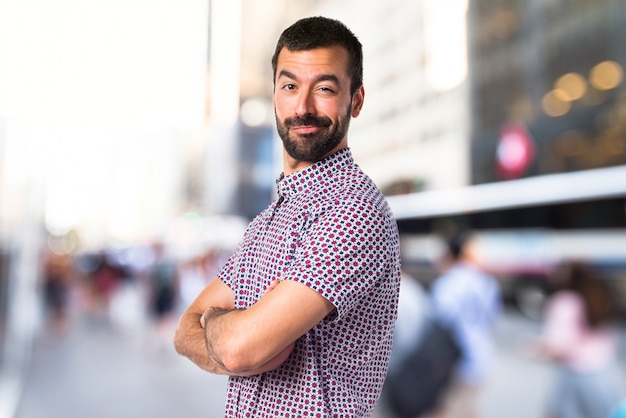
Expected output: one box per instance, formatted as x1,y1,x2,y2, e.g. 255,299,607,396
292,125,322,135
284,114,332,138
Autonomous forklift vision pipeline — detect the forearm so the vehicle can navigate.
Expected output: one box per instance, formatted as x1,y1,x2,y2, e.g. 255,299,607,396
175,278,324,376
202,307,296,375
175,307,294,376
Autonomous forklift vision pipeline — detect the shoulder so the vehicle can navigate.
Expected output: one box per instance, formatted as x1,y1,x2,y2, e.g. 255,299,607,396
324,165,391,215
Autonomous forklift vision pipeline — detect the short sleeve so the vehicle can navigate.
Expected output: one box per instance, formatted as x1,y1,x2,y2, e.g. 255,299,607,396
283,196,396,319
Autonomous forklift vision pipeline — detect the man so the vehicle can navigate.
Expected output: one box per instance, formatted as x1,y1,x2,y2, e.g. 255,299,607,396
429,232,501,418
173,16,401,417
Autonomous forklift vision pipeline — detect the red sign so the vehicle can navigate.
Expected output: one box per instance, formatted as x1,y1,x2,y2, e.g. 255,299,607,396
496,123,535,179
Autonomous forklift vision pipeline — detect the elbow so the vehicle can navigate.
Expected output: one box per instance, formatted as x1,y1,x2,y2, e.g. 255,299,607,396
214,337,256,373
172,324,190,357
214,335,274,373
220,355,247,374
172,327,184,356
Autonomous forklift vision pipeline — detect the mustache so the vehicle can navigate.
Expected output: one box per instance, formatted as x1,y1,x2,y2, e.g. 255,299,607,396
284,115,332,128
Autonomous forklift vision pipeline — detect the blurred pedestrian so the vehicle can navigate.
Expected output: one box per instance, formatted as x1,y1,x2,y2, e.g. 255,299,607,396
173,16,401,417
428,231,502,418
530,260,625,418
148,242,179,350
388,270,431,378
89,250,123,319
108,261,145,335
41,248,72,334
378,269,432,418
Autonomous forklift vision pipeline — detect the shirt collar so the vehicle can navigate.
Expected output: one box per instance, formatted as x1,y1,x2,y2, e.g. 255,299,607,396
276,148,353,199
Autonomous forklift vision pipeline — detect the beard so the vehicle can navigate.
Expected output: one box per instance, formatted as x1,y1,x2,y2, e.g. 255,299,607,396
276,104,352,163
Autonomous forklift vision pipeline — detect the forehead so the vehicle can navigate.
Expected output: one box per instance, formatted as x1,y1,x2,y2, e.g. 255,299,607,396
275,45,350,81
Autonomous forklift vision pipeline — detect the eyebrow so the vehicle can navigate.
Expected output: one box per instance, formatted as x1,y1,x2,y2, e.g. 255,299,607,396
278,70,341,86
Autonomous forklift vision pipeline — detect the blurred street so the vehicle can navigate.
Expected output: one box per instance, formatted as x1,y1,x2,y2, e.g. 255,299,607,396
13,314,228,418
12,308,625,418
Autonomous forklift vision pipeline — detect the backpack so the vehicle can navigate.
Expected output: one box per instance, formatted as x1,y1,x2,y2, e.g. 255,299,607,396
384,317,461,418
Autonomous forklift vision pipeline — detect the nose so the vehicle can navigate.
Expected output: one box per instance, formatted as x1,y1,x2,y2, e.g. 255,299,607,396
295,89,315,116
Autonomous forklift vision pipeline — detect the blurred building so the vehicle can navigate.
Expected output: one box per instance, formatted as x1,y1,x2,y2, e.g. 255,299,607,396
470,0,626,181
384,0,626,234
465,0,626,229
0,3,210,416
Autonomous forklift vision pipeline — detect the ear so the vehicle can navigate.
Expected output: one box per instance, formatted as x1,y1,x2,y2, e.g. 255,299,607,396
351,86,365,118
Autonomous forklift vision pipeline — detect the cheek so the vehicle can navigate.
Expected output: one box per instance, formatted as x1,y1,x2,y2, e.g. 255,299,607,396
316,101,344,120
273,104,286,122
273,97,293,118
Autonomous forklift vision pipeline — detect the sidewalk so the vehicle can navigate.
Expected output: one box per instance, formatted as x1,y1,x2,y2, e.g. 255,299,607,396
11,309,626,418
13,316,228,418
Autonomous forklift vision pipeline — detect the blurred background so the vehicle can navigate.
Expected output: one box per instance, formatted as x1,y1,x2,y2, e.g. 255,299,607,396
0,0,625,417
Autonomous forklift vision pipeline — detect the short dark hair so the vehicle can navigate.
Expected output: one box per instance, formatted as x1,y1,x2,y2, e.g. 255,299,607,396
445,230,471,261
556,260,617,328
271,16,363,95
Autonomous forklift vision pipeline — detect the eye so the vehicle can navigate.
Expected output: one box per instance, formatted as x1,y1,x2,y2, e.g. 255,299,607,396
318,86,334,92
281,83,296,91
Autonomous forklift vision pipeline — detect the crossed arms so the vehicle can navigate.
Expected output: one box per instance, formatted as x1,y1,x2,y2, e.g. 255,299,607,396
173,277,335,376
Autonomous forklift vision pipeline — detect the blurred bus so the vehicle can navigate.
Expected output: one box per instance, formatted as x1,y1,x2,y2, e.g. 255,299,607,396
388,165,626,320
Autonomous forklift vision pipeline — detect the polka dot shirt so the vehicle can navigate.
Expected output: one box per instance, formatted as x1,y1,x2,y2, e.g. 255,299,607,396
218,148,401,417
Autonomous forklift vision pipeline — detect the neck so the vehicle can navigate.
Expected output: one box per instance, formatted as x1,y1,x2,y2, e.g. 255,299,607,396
282,145,347,176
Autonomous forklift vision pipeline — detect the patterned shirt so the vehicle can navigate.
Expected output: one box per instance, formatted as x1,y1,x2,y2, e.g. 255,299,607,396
218,148,401,417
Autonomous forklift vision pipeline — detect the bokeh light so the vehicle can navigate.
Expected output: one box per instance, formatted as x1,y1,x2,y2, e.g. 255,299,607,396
590,60,623,91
